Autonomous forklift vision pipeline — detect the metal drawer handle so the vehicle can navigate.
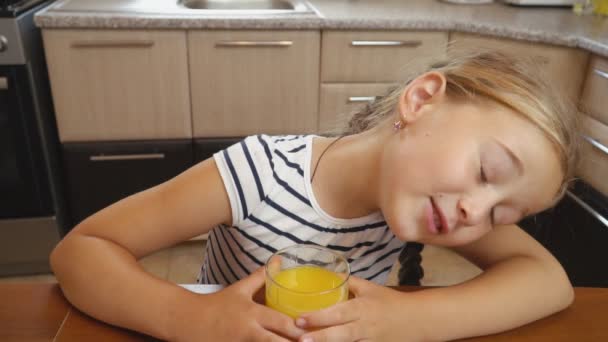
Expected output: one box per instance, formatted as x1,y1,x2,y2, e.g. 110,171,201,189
594,68,608,80
0,77,7,90
89,153,165,162
566,191,608,228
71,40,155,48
582,134,608,157
215,41,293,47
348,96,376,103
351,40,422,47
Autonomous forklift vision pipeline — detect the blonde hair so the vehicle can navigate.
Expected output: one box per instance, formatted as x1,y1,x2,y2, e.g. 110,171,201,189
338,50,580,202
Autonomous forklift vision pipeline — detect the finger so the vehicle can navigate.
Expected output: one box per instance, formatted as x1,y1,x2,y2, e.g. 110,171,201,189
234,266,266,294
296,300,358,329
254,327,293,342
347,276,372,297
257,306,307,340
299,322,364,342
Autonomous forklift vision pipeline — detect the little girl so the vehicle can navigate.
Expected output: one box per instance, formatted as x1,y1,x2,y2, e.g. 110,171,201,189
50,51,580,342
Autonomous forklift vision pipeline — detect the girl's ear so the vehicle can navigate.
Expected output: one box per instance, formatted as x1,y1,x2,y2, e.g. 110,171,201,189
397,71,447,124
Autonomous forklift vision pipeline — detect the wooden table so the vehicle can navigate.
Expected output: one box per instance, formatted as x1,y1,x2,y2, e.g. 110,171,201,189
2,283,607,341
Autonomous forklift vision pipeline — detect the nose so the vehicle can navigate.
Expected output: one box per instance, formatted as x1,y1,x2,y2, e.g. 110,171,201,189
457,193,493,227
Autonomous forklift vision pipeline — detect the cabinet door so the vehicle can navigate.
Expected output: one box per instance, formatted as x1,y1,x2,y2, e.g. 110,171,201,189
194,138,242,163
62,140,193,226
319,83,397,132
449,33,589,101
189,30,320,137
43,29,192,142
578,114,608,197
321,31,448,83
581,55,608,126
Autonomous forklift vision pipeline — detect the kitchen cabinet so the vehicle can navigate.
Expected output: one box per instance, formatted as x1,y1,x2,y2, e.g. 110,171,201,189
578,114,608,196
581,56,608,125
319,83,397,132
578,55,608,197
188,30,320,137
449,33,589,102
319,30,448,132
43,29,192,142
321,31,449,83
62,140,193,226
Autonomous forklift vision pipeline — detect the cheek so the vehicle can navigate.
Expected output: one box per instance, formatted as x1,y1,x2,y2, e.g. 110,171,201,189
439,224,492,247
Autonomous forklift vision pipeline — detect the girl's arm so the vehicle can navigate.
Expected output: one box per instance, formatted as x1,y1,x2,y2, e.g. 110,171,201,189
418,224,574,340
50,158,302,341
296,224,573,341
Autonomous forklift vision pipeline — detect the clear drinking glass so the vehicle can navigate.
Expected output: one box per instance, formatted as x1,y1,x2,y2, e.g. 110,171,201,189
265,245,350,318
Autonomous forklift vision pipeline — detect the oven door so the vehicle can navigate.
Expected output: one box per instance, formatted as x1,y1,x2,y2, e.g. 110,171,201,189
520,181,608,287
0,66,52,218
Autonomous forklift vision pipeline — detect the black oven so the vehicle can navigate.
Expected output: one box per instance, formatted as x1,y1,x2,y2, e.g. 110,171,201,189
0,66,53,218
519,181,608,287
0,0,65,276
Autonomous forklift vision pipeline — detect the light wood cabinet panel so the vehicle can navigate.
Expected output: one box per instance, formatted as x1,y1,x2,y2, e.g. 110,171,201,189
319,83,397,132
321,31,448,83
581,55,608,126
189,30,320,137
43,29,192,142
449,33,589,101
578,114,608,197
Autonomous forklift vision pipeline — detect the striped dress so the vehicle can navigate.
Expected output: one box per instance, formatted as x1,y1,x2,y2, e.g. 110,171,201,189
197,134,404,285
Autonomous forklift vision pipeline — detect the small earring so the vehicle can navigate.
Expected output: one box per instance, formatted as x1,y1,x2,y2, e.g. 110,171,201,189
393,120,404,131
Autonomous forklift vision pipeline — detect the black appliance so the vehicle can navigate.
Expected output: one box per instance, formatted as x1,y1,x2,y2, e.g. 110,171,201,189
0,0,66,276
519,181,608,287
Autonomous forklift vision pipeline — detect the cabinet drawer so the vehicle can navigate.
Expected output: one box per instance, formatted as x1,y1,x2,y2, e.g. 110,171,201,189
581,55,608,126
189,30,320,137
321,31,448,82
578,114,608,197
62,140,193,226
449,33,589,101
43,30,192,142
319,83,397,132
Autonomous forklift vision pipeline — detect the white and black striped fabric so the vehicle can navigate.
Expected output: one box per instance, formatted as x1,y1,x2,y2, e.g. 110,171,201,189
197,134,404,285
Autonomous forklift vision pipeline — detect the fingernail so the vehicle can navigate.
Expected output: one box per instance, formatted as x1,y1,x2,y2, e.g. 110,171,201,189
301,337,314,342
296,318,307,328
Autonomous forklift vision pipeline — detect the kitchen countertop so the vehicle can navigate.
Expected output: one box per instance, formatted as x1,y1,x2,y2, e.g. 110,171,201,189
34,0,608,58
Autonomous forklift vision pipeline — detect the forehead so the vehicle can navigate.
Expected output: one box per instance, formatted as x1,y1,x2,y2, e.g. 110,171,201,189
479,103,564,213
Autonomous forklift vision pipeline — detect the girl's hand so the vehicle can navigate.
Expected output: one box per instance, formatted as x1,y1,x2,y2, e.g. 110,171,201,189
294,276,428,342
171,267,306,342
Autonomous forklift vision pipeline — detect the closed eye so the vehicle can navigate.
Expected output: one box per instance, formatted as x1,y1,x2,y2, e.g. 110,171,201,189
480,162,495,226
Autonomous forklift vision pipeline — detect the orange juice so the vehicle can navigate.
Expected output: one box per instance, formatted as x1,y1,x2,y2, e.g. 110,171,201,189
266,265,348,318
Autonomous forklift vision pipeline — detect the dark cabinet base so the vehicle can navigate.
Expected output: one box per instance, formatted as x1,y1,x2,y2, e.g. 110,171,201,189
62,140,193,227
194,137,241,163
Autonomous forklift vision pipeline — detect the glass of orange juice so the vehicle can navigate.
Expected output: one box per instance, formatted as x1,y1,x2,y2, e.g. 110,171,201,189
265,245,350,318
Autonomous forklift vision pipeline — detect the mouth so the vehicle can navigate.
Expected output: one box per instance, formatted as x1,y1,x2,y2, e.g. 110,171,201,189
429,197,449,234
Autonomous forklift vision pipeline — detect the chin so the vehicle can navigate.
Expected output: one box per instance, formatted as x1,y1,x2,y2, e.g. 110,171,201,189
387,221,420,243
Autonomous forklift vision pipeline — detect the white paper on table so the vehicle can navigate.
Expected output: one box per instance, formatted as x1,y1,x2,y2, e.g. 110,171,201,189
179,284,225,294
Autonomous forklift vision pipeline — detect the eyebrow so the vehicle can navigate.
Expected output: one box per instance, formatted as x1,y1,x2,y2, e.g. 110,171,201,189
493,138,524,177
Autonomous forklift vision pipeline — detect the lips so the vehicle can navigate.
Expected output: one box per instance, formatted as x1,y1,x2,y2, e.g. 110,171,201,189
429,197,449,234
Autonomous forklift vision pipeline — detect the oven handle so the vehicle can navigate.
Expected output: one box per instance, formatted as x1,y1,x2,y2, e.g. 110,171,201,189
0,77,7,90
582,134,608,156
566,191,608,228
